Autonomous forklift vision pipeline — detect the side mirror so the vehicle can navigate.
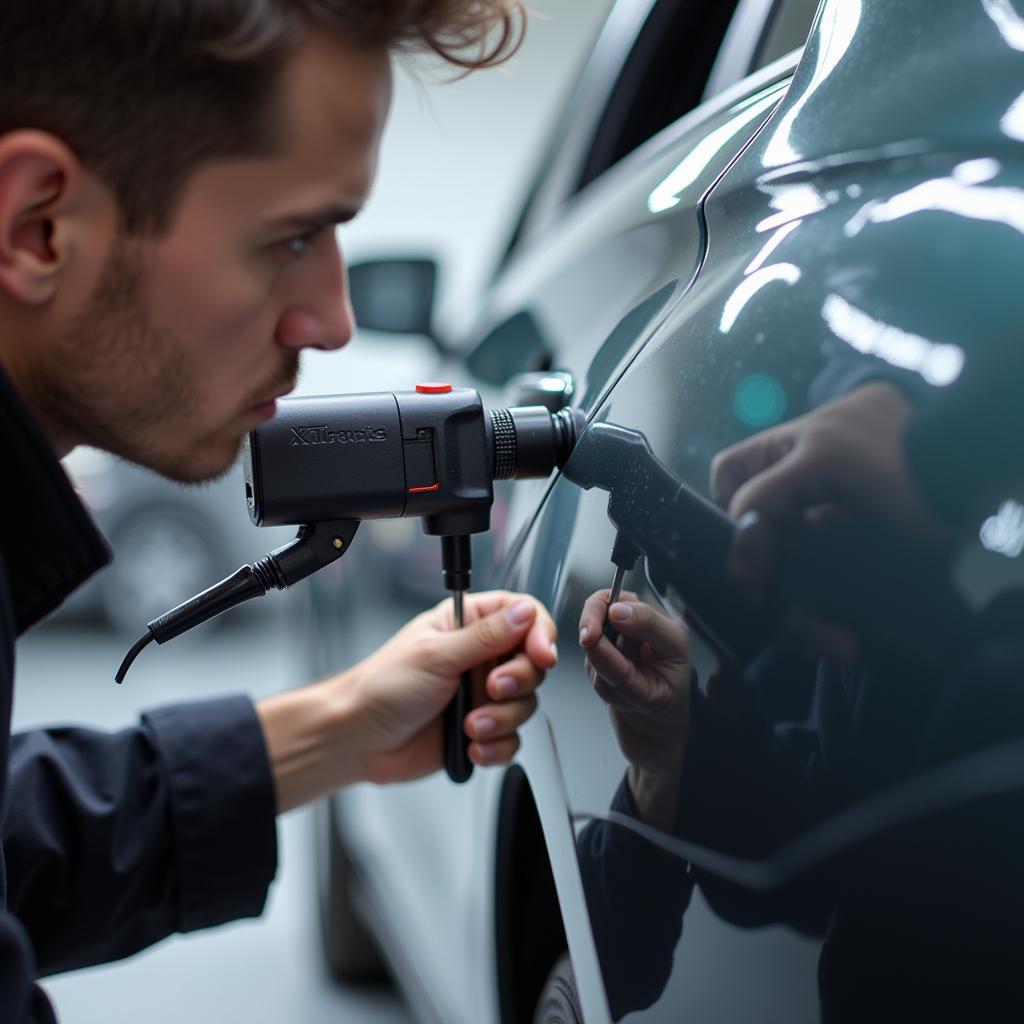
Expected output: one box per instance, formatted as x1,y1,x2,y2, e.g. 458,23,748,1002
348,258,442,351
463,310,552,385
503,371,575,412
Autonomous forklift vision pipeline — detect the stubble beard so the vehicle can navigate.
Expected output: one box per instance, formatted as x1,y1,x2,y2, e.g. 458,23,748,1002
32,238,297,484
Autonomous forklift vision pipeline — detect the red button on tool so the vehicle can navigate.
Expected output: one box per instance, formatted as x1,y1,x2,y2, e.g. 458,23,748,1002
415,382,453,394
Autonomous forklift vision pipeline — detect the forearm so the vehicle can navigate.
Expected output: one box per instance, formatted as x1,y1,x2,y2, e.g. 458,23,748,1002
255,676,362,814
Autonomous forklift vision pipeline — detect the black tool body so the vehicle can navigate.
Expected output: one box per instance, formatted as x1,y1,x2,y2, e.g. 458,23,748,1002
118,386,583,786
242,388,580,781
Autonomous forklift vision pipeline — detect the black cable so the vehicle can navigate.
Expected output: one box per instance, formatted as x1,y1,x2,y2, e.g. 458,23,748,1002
115,632,154,684
113,520,360,685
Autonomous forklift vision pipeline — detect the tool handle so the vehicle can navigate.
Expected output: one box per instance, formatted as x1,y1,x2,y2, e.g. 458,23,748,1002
444,579,474,783
444,668,474,783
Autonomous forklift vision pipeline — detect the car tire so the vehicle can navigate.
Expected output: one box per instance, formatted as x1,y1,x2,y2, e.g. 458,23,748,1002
315,797,388,984
533,952,584,1024
100,508,221,634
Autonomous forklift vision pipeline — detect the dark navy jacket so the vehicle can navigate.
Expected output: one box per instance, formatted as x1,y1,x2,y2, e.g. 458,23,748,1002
0,367,278,1021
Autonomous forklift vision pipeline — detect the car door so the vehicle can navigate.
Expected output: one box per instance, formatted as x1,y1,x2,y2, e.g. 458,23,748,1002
499,0,1024,1020
314,2,815,1022
491,61,822,1024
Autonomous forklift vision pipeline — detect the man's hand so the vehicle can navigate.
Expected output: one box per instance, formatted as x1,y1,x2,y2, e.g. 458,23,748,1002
710,382,943,598
257,591,556,812
579,591,691,830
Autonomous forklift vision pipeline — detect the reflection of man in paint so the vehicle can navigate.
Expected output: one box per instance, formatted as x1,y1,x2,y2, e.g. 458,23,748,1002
577,377,1024,1020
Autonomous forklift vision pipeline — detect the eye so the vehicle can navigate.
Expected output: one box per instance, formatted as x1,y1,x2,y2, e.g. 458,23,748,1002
272,221,341,266
285,232,315,258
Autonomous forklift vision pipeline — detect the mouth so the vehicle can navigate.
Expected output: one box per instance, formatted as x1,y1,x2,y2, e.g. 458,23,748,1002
248,384,296,420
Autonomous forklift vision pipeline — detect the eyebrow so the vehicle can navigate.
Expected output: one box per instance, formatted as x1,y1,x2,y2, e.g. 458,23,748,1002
264,204,361,234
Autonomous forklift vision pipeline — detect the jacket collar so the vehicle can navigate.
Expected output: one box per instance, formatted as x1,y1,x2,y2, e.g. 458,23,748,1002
0,365,110,634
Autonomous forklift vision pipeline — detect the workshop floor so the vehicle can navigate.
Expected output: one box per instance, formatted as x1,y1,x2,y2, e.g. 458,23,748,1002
12,610,413,1024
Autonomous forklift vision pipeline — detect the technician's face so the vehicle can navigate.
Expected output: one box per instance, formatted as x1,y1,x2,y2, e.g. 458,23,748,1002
48,33,391,482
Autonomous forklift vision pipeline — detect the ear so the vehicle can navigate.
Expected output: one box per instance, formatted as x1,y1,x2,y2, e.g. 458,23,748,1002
0,131,105,306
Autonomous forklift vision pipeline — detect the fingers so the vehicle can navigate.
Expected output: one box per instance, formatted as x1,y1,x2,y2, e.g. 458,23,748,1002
727,445,828,525
430,594,548,676
710,427,794,509
605,601,689,660
447,591,558,672
485,651,542,701
579,591,687,659
463,638,547,767
578,588,638,648
464,693,537,763
586,637,640,695
586,641,675,716
467,734,520,767
520,598,559,670
466,679,536,766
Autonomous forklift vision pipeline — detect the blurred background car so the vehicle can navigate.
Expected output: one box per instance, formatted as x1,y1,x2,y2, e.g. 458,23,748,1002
58,449,292,633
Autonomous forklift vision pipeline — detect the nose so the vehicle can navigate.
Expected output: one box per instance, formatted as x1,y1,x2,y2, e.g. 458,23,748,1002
274,238,355,352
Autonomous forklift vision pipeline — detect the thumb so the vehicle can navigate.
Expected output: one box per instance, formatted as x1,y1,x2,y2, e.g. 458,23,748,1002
436,599,536,674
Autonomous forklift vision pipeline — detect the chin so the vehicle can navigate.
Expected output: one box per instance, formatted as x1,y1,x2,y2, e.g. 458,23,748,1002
143,436,243,485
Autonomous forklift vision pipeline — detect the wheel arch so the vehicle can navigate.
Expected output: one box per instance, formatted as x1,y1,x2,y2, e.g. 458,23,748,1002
494,765,568,1024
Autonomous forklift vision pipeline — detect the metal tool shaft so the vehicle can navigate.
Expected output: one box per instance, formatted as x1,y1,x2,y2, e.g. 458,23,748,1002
603,563,628,644
608,563,627,606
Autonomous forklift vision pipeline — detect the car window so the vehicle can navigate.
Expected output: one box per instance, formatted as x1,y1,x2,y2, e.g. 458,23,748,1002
499,0,747,268
751,0,822,71
574,0,741,195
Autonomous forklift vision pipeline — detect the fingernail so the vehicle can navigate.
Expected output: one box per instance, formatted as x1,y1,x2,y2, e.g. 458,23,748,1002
493,675,518,699
506,600,534,627
549,641,559,664
609,602,632,623
579,626,589,645
472,714,496,739
475,743,497,763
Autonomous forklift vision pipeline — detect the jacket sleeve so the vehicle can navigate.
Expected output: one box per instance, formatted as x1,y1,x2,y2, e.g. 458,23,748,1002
2,695,278,977
577,778,695,1021
0,912,56,1022
676,661,843,937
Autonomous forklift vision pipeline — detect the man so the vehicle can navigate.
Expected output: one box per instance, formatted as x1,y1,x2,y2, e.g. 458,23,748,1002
0,3,558,1019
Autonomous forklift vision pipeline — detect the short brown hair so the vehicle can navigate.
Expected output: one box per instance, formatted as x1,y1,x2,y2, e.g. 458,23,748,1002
0,1,524,234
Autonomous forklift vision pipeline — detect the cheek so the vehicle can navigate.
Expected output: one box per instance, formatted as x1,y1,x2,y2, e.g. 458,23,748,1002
150,248,282,380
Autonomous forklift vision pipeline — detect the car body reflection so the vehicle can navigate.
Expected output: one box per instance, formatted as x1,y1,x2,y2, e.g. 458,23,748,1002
309,1,1024,1020
498,0,1024,1018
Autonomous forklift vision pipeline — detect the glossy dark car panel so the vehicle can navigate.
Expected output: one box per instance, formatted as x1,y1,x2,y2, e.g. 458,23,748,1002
310,0,1024,1020
492,2,1024,1020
